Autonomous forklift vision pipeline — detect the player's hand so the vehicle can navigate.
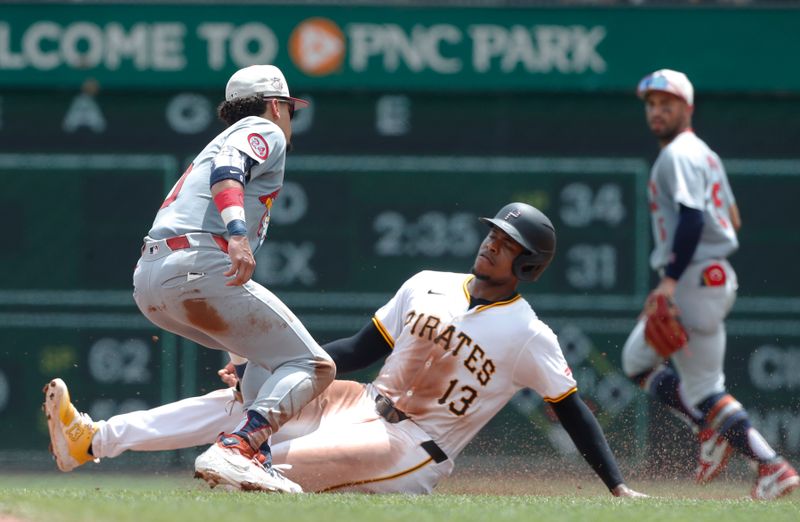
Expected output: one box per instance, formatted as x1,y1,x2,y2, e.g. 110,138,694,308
217,362,238,388
224,235,255,286
640,277,679,320
611,484,649,498
650,277,677,300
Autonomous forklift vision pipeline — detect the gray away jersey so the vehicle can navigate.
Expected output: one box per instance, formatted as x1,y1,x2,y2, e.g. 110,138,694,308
148,116,287,252
648,130,739,271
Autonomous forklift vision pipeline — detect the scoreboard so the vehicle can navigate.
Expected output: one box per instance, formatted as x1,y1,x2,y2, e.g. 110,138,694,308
1,88,799,464
257,156,649,297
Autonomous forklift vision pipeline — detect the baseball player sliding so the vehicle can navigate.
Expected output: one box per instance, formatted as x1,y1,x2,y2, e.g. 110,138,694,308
45,64,335,493
622,69,799,500
45,203,644,497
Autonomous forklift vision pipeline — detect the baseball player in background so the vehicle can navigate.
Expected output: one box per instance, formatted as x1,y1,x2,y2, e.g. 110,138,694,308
622,69,799,500
45,203,645,497
44,64,335,493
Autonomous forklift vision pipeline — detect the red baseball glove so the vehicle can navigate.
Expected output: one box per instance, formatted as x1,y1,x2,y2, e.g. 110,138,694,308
644,294,689,357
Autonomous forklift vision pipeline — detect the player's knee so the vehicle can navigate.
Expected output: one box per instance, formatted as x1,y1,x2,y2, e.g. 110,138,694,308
621,321,652,378
621,357,642,379
620,342,637,377
697,392,747,433
621,349,652,379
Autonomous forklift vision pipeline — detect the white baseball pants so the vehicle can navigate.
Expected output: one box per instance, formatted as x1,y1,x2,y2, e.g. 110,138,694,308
92,381,453,493
621,259,738,406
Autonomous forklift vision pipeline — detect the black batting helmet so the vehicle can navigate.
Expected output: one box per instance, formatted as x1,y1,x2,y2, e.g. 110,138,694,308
479,202,556,282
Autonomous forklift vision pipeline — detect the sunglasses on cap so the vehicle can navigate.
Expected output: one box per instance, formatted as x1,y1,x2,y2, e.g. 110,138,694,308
637,74,670,93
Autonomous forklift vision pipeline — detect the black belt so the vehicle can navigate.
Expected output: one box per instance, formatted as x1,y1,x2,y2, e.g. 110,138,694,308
374,394,448,463
375,394,409,423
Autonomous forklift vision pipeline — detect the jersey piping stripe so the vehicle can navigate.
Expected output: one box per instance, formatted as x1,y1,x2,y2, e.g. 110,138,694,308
543,386,578,403
474,294,523,313
461,275,473,302
372,316,395,349
460,275,523,313
318,457,434,492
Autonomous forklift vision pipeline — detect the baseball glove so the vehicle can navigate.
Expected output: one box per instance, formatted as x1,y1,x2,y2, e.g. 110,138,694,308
644,294,688,357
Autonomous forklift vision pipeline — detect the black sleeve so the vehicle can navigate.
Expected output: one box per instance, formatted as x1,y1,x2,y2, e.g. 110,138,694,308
664,204,704,280
322,321,393,374
550,392,625,491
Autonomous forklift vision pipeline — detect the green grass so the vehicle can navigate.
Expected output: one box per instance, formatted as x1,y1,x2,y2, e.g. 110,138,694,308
0,474,798,522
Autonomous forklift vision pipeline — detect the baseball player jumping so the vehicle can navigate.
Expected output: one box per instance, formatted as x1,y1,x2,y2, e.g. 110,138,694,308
622,69,799,500
44,64,335,493
45,203,645,497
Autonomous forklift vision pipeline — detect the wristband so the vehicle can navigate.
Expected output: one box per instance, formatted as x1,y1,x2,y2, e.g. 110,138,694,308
226,220,247,236
213,187,247,236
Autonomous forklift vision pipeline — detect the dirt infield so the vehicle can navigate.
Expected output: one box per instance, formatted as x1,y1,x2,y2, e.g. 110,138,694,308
437,473,756,499
0,454,771,502
438,456,758,499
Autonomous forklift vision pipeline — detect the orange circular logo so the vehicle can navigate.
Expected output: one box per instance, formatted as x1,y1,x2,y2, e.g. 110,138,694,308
289,18,346,77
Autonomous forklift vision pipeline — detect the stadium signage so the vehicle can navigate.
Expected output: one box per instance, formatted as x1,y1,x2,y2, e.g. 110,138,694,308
0,5,796,92
344,23,606,75
0,20,604,75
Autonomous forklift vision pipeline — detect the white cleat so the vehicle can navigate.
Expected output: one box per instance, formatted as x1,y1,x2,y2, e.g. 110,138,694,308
194,434,302,493
248,462,303,494
696,429,733,484
752,458,800,500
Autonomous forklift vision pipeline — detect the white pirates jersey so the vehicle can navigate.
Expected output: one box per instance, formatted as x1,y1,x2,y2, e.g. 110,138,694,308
371,270,577,459
648,130,739,270
148,116,286,252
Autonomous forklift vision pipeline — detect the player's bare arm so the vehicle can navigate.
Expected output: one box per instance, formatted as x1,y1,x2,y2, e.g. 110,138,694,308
210,178,255,286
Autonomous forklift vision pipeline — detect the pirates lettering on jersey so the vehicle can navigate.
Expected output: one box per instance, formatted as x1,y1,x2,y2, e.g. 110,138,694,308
464,344,496,386
407,311,440,340
403,310,496,389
